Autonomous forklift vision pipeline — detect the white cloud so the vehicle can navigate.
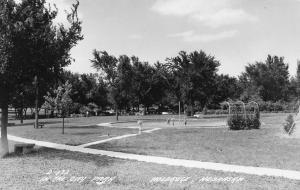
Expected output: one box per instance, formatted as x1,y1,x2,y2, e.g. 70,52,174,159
128,34,143,40
192,9,257,28
152,0,257,28
168,30,238,42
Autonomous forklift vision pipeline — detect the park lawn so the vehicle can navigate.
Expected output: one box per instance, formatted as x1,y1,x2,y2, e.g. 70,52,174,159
7,124,138,146
1,147,300,190
89,114,300,171
111,117,226,129
8,115,126,127
6,115,227,146
8,114,184,127
7,116,142,146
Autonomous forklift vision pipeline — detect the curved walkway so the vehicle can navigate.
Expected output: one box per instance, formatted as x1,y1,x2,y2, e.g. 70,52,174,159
5,133,300,181
78,128,161,148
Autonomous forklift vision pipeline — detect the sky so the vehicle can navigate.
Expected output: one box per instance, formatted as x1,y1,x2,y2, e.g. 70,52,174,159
42,0,300,76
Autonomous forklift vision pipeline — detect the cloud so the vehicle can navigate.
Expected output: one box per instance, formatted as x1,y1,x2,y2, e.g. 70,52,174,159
192,9,257,28
168,30,238,42
152,0,257,28
128,34,143,40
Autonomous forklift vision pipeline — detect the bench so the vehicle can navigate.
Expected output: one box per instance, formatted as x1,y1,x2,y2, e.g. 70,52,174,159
14,143,35,154
34,123,45,128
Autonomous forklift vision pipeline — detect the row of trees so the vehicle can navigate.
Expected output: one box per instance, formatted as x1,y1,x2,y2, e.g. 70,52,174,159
76,53,298,117
41,51,296,120
11,49,239,122
28,53,298,123
90,50,233,117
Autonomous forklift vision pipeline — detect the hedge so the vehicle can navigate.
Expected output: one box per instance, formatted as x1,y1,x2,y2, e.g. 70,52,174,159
227,113,260,130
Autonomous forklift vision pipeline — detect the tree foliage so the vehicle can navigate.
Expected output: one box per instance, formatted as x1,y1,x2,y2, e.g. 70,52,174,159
0,0,82,156
240,55,289,101
166,50,220,115
43,81,72,134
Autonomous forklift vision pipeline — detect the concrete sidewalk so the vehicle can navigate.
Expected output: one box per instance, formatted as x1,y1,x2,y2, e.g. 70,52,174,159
4,133,300,181
78,128,161,148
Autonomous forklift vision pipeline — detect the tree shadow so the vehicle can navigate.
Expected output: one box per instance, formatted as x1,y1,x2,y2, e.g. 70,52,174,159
89,142,149,156
9,121,62,127
68,132,103,135
49,125,102,129
5,147,121,168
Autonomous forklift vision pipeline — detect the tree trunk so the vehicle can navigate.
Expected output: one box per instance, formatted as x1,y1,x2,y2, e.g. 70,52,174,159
0,97,9,158
115,106,119,121
62,117,65,134
143,105,146,115
24,108,27,118
14,108,17,118
34,75,39,129
20,107,23,124
21,95,24,124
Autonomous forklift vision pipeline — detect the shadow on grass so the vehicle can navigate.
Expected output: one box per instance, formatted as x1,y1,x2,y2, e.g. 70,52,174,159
89,143,149,156
8,120,63,127
68,132,104,135
4,147,121,168
48,125,102,129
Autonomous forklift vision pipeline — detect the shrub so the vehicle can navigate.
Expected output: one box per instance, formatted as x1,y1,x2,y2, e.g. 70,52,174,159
257,101,295,113
227,114,246,130
227,114,260,130
283,114,295,135
246,115,260,129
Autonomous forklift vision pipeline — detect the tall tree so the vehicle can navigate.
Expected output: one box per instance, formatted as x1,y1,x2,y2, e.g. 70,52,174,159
0,0,82,157
240,55,290,101
166,50,220,115
131,57,156,111
91,77,109,110
91,50,121,120
0,0,15,157
294,60,300,97
117,55,133,110
16,0,83,129
212,74,240,106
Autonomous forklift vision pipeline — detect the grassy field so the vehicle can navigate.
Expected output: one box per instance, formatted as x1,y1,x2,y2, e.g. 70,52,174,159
7,124,138,146
89,114,300,171
6,115,226,146
2,113,300,189
7,115,162,145
1,147,300,190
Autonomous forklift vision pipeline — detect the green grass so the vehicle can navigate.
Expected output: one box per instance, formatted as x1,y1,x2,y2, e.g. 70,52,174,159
112,118,226,129
7,116,138,146
2,113,300,189
7,115,226,146
7,123,138,146
8,114,182,127
89,114,300,171
1,147,300,190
